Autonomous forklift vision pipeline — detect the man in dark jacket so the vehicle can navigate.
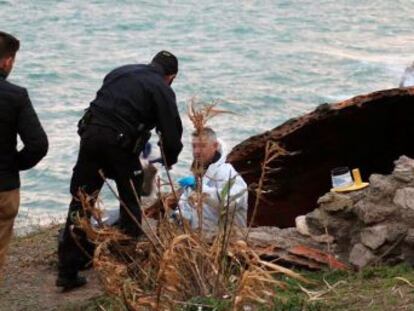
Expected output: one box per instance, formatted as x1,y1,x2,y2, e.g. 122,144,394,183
56,51,183,290
0,31,48,273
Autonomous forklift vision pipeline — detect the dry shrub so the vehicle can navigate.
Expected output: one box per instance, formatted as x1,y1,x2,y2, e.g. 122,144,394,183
76,100,308,310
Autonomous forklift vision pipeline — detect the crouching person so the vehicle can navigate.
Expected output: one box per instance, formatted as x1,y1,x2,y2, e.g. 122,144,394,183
174,127,248,231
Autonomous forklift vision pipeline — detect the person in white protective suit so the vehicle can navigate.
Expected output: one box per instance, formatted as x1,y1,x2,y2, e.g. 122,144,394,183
174,127,248,231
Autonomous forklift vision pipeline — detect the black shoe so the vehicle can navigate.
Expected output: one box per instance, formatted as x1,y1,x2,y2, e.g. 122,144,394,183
56,275,87,291
78,259,93,271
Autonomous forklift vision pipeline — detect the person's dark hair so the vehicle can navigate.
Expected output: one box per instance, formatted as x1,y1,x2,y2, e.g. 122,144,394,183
151,50,178,75
0,31,20,59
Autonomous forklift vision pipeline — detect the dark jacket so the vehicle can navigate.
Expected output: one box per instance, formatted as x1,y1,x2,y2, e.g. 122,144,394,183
0,70,48,192
89,64,183,167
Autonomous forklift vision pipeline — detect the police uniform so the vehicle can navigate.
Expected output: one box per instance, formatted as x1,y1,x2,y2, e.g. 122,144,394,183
57,60,183,287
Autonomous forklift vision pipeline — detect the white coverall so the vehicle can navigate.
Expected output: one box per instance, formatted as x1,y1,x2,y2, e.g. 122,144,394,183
177,143,248,231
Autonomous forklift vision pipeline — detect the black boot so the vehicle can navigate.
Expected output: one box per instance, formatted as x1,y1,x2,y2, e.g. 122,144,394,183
56,274,87,291
57,227,92,291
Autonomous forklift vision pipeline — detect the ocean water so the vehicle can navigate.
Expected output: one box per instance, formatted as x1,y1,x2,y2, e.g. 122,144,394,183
1,0,413,233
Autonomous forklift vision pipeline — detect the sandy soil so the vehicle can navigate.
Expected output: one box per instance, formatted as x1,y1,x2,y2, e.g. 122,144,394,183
0,225,103,311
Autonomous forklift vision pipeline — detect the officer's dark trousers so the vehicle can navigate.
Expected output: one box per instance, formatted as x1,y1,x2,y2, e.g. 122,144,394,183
58,125,143,278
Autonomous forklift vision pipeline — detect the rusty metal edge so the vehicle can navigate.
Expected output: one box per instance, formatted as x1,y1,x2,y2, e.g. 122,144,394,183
228,87,414,163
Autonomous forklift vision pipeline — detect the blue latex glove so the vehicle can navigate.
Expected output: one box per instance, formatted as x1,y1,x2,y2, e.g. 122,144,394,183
178,176,196,189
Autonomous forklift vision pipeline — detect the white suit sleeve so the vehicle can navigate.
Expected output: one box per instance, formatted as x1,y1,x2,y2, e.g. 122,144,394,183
177,188,198,228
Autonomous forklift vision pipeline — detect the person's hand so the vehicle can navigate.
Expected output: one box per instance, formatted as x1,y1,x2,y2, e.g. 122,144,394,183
178,176,196,189
149,157,164,165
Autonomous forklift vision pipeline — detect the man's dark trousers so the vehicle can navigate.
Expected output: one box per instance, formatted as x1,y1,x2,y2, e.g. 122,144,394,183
58,125,143,279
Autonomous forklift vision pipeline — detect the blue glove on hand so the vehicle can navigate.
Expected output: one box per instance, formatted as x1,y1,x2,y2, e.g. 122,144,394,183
178,176,196,189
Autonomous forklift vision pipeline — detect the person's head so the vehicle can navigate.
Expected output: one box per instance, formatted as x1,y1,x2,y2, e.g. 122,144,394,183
151,50,178,86
0,31,20,77
192,127,219,165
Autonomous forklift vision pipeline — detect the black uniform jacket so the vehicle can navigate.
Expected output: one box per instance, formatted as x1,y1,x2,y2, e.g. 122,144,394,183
90,64,183,167
0,70,48,192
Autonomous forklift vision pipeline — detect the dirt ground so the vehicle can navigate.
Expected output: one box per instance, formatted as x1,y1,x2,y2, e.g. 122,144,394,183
1,225,414,311
0,225,103,311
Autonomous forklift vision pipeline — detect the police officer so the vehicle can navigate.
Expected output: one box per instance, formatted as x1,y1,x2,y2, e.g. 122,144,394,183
56,51,183,290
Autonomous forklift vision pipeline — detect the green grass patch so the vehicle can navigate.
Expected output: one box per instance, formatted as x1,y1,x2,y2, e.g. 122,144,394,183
273,264,414,311
178,296,232,311
176,264,414,311
58,264,413,311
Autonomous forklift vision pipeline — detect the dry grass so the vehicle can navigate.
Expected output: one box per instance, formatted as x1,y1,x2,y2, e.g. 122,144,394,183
74,100,308,310
245,140,291,238
187,98,234,135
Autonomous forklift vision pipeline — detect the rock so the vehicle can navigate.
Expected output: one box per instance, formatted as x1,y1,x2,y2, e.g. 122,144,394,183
295,215,335,244
394,155,414,168
326,218,355,240
305,209,329,235
393,169,414,183
399,207,414,225
393,156,414,183
367,174,398,201
306,207,356,239
402,244,414,266
310,234,335,244
393,188,414,210
295,215,310,236
386,224,407,243
347,190,367,204
354,201,397,224
247,228,283,244
246,226,323,250
376,242,405,264
317,192,353,213
404,229,414,245
349,243,377,268
402,229,414,267
317,193,334,204
360,225,388,250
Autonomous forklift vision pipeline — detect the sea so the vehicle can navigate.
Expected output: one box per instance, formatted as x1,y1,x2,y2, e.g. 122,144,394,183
1,0,413,234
